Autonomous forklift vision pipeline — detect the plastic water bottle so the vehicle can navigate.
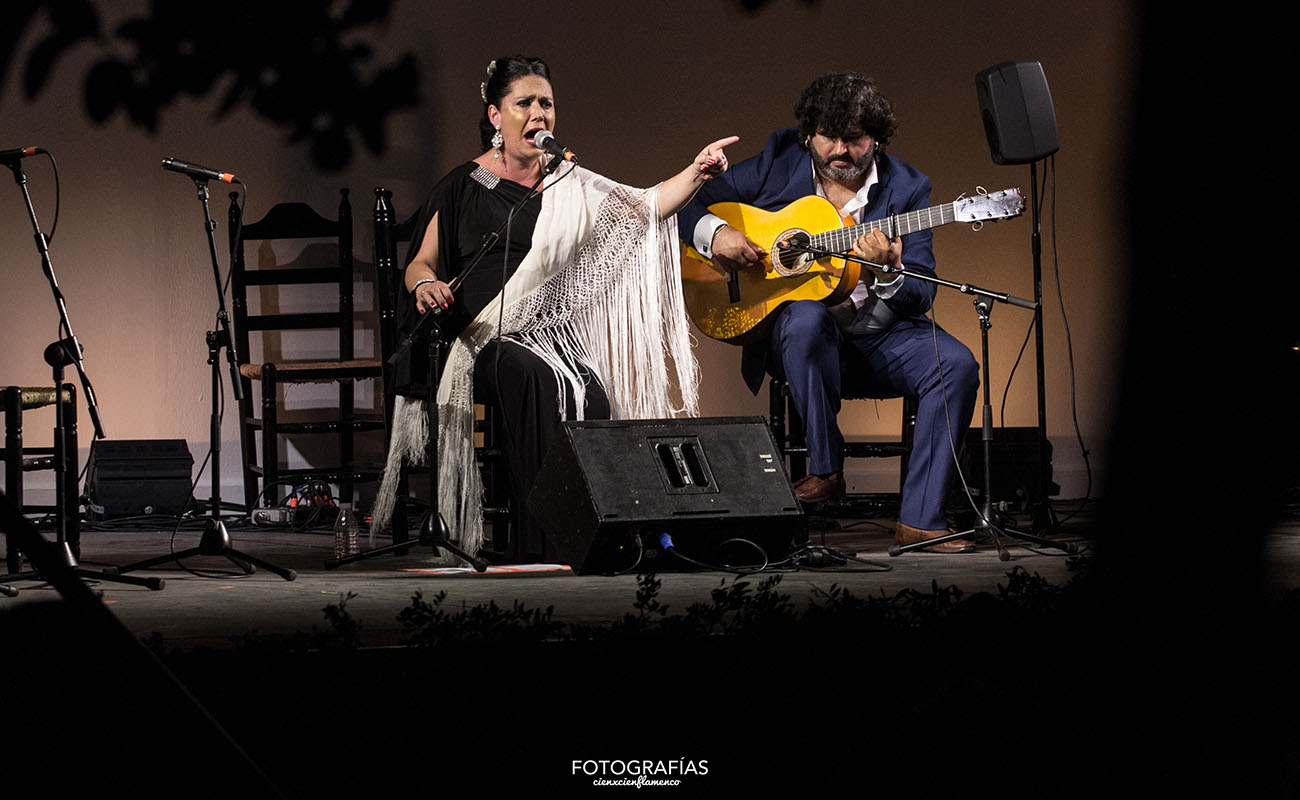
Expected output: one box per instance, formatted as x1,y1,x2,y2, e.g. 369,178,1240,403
333,503,360,559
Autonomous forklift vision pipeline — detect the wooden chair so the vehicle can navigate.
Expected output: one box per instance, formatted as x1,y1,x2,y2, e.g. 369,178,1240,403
2,384,78,568
371,187,510,549
227,188,384,511
768,376,917,500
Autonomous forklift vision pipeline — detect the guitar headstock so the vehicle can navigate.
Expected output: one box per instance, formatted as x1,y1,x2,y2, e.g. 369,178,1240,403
954,188,1024,224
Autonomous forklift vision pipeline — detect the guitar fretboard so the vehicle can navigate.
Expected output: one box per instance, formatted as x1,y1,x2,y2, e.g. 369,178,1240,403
813,201,959,252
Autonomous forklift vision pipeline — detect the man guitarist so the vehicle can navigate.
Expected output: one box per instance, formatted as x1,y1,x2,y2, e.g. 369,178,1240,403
677,72,979,553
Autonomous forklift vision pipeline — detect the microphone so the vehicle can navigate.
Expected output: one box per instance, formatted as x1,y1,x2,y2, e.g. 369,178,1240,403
532,130,577,164
0,145,44,164
161,157,241,184
777,239,894,274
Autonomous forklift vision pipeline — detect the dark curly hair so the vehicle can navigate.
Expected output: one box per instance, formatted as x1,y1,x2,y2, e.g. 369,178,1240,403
478,55,552,150
794,73,898,156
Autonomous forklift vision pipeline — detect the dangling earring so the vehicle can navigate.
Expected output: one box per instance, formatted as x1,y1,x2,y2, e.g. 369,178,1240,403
492,125,503,158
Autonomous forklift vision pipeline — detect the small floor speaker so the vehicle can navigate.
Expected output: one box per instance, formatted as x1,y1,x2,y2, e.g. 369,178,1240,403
959,427,1060,509
86,439,194,519
976,60,1060,165
528,416,804,574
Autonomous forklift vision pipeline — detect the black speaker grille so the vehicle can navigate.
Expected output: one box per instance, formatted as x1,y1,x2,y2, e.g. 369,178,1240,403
976,60,1060,165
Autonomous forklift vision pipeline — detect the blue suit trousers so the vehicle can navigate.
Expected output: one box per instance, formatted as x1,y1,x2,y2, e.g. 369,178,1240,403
768,300,979,531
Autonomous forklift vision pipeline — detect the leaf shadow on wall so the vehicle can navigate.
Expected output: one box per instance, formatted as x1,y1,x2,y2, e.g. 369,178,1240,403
2,0,420,172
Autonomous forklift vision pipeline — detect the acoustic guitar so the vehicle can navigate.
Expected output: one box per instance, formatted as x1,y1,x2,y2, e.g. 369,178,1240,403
680,188,1024,344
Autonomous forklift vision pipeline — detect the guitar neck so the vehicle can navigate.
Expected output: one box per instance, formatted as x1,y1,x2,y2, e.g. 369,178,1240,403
813,200,960,251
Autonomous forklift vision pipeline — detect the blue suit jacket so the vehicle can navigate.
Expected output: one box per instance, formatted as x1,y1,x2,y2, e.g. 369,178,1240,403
677,127,940,393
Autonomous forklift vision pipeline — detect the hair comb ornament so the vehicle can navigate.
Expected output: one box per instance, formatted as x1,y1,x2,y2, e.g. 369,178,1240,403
480,59,497,103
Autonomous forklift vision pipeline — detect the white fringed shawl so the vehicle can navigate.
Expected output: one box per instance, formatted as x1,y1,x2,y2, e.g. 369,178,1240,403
371,165,699,556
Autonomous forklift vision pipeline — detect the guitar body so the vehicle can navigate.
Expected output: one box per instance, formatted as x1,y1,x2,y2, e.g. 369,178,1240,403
680,186,1024,345
680,195,860,345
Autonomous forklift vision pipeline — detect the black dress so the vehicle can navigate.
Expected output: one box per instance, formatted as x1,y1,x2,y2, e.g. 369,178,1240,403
391,162,610,562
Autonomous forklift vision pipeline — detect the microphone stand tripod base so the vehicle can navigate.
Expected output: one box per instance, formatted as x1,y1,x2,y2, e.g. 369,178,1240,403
325,512,486,572
3,533,167,591
888,510,1006,560
885,292,1077,560
105,518,298,582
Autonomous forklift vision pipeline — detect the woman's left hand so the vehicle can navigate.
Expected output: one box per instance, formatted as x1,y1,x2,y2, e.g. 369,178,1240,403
693,136,739,180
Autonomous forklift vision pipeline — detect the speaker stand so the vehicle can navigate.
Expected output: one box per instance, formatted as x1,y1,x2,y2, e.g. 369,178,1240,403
1026,160,1057,533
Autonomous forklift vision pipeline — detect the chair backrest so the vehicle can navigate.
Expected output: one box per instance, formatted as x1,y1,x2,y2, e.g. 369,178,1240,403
371,187,421,372
371,188,509,544
227,189,354,380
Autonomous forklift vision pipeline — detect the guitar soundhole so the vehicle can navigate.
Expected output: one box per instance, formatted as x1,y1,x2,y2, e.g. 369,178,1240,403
772,230,812,276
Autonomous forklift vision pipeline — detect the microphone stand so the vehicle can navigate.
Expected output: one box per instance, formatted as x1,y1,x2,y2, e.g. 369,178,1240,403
4,158,107,443
2,156,162,591
108,178,296,581
781,242,1076,559
326,156,569,572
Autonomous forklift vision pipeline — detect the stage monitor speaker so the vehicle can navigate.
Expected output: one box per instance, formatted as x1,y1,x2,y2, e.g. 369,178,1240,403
976,60,1060,165
959,426,1060,509
528,416,804,575
86,439,194,519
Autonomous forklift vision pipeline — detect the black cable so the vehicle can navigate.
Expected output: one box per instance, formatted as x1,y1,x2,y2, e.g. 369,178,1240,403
716,536,771,572
39,149,60,241
765,541,893,572
999,315,1035,427
1043,154,1093,525
657,531,770,575
165,440,254,580
928,279,986,528
290,479,337,531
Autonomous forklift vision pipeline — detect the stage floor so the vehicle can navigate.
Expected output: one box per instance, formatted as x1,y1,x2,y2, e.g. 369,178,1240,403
6,503,1110,648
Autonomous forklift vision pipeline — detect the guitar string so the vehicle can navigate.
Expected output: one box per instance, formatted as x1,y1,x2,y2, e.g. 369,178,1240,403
810,201,959,250
807,192,1019,251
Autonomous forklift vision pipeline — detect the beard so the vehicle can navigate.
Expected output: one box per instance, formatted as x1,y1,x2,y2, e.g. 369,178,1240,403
812,146,874,182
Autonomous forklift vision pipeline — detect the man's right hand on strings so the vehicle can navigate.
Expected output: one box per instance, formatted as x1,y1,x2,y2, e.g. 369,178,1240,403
709,225,764,272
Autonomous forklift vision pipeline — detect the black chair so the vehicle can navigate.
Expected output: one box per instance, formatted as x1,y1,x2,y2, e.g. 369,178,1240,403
371,187,510,550
1,384,78,569
768,376,917,501
227,189,385,511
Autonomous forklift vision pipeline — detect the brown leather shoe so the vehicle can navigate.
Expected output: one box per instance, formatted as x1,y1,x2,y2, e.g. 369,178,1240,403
793,472,844,503
895,522,975,553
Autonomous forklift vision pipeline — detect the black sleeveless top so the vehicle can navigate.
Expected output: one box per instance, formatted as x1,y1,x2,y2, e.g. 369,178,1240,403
390,163,542,397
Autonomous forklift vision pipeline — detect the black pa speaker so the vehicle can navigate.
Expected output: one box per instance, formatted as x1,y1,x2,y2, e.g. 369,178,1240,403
976,60,1060,165
528,417,804,574
86,439,194,519
959,426,1060,509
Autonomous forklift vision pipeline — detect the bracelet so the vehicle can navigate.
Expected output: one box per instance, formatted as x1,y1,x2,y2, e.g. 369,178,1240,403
412,277,436,294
